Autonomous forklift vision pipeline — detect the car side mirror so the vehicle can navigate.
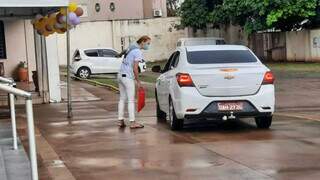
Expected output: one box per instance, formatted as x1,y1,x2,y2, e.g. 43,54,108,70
152,65,162,73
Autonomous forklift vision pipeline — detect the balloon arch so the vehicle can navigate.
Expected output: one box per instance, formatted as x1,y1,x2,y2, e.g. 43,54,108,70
31,2,83,37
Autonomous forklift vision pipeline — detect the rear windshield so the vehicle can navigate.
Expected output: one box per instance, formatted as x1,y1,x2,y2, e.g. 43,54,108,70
187,50,257,64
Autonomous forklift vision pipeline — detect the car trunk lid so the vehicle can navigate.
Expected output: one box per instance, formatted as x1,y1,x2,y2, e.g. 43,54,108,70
190,64,266,97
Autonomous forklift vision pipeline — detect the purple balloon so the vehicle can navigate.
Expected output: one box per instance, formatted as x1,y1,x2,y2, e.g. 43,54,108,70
71,17,81,25
68,12,77,23
59,15,67,23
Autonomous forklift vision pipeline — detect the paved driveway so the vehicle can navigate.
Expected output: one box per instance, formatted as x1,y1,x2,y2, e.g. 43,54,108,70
22,80,320,180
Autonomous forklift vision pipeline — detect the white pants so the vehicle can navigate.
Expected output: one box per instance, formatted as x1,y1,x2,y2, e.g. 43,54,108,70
118,74,135,122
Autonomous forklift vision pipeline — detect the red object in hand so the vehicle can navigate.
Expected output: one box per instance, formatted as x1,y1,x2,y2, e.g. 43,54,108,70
137,87,146,112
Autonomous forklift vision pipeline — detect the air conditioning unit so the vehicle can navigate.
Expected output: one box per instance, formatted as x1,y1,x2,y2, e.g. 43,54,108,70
153,9,163,17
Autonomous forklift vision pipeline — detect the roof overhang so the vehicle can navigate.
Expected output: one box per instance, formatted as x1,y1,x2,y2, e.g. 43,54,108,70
0,0,69,8
0,0,69,18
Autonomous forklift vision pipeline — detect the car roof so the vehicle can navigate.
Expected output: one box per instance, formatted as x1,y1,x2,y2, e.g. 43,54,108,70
178,37,224,41
186,45,249,52
77,47,117,51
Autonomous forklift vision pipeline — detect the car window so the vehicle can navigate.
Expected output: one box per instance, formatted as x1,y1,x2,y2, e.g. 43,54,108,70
187,50,257,64
73,50,80,60
99,49,118,58
170,51,180,68
163,53,175,73
216,40,226,45
84,50,99,57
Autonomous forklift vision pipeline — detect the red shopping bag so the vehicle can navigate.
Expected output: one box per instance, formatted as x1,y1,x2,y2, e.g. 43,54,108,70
137,87,146,112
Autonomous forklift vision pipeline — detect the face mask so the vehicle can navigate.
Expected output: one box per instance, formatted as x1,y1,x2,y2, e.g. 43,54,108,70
143,43,150,50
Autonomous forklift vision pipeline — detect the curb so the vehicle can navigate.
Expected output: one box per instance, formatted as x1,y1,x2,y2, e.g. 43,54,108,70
72,76,119,93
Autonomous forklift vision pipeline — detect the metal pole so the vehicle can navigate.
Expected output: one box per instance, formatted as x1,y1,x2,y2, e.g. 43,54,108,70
26,98,38,180
9,93,18,150
66,7,73,118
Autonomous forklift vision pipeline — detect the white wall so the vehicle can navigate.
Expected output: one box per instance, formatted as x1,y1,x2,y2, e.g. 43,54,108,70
112,17,187,61
310,29,320,61
1,20,36,81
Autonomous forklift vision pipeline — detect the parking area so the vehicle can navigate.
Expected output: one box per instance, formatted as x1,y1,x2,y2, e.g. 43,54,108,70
17,67,320,179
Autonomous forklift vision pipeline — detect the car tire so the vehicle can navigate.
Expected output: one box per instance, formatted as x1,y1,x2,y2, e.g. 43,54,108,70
168,98,184,131
155,89,166,121
77,67,91,79
255,116,272,129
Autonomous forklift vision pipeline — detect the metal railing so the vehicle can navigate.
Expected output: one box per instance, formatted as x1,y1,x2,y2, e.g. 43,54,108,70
0,77,38,180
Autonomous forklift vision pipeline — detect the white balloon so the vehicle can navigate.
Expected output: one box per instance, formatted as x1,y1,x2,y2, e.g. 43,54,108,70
35,14,43,20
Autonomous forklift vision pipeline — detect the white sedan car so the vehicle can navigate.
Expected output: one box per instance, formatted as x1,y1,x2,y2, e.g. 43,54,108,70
71,48,146,79
153,45,275,130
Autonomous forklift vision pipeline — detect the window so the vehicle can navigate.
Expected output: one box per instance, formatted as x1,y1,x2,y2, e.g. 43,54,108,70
187,50,257,64
84,50,99,57
170,51,180,68
73,50,81,61
0,21,6,59
163,53,175,73
98,49,118,58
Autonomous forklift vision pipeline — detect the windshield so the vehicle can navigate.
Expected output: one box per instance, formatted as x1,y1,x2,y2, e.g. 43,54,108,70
187,50,257,64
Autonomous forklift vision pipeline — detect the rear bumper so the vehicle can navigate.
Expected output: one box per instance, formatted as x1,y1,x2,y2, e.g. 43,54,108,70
185,110,272,120
172,85,275,119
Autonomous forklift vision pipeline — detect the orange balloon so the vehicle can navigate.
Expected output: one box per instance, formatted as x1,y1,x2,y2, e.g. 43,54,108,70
75,7,84,16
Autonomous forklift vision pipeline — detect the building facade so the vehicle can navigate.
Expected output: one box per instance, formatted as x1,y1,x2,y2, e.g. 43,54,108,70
74,0,167,21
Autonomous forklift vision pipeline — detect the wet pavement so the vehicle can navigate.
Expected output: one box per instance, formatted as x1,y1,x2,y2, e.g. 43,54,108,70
22,80,320,180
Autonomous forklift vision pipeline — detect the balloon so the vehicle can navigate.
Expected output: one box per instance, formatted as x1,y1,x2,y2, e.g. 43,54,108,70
59,15,67,24
56,28,67,34
71,17,81,26
35,14,43,21
48,14,57,26
54,23,64,29
68,2,78,12
68,12,77,22
60,8,67,15
45,24,53,31
56,13,63,23
34,17,46,30
74,7,84,17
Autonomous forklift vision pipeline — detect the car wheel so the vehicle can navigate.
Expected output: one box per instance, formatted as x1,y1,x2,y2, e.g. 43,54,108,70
155,89,166,121
77,67,91,79
168,98,184,131
255,116,272,129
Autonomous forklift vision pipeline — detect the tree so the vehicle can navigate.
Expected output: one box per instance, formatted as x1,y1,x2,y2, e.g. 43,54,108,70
179,0,208,29
167,0,179,17
179,0,219,29
180,0,319,34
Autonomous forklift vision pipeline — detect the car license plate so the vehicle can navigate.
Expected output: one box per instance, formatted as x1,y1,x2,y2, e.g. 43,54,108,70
218,102,243,111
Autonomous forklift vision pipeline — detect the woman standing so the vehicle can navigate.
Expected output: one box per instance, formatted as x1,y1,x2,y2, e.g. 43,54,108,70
118,36,151,129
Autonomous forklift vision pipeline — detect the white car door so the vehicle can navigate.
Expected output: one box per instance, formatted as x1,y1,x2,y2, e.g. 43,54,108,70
98,49,122,73
158,52,180,112
83,49,101,74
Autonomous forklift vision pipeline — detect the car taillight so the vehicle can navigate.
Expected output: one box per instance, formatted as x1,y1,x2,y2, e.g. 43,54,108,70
176,73,194,87
262,71,275,84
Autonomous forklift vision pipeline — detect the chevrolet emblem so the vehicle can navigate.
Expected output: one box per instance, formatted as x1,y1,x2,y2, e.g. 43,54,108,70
220,68,238,72
224,75,235,80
